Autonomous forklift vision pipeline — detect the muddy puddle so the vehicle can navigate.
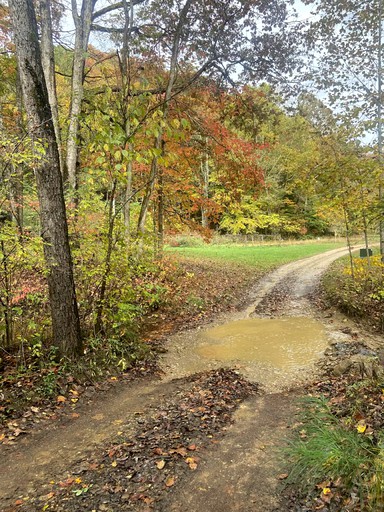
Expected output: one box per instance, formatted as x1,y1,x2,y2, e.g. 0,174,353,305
161,316,328,390
197,317,326,369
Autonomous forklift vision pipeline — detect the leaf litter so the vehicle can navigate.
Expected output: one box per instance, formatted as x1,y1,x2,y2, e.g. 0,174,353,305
10,368,258,511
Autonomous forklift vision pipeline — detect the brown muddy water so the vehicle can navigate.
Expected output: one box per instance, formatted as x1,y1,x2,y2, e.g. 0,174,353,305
161,316,328,390
197,317,326,369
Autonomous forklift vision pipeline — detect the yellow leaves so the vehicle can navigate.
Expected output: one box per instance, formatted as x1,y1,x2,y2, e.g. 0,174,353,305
185,456,198,470
356,420,367,433
322,487,331,495
111,461,117,467
156,459,166,470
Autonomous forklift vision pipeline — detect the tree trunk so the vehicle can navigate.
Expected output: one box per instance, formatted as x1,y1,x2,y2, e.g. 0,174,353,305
157,165,164,255
137,133,162,235
136,0,193,239
66,0,95,189
95,180,117,334
39,0,64,175
9,0,82,357
343,206,355,280
124,152,133,238
121,0,134,241
201,141,210,228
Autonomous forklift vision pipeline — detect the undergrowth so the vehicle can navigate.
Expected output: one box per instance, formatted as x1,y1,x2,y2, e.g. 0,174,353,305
285,382,384,511
322,255,384,332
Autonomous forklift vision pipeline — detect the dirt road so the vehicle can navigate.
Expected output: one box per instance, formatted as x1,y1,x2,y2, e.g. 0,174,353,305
0,246,375,511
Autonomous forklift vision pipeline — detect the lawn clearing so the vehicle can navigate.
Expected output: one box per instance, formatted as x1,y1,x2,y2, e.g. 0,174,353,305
168,242,346,270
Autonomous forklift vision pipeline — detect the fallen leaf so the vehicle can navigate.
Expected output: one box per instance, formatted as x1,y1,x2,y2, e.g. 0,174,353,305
41,492,55,501
165,476,176,487
316,480,331,489
14,499,23,506
111,461,117,467
188,444,197,451
56,395,66,403
322,488,331,495
156,460,166,470
71,413,80,419
277,473,289,480
356,421,367,433
170,447,187,457
59,477,75,488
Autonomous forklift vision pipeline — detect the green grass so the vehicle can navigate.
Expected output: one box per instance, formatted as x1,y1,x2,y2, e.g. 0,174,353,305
168,242,346,269
284,396,384,511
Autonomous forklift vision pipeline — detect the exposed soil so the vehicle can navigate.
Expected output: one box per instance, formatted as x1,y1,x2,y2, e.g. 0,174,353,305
1,246,381,512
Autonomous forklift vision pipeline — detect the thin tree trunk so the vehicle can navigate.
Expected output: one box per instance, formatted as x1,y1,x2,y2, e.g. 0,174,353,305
343,206,355,280
157,165,164,255
1,240,12,348
8,76,25,235
136,0,193,239
95,180,117,334
378,0,384,260
39,0,63,175
201,141,210,228
124,151,133,238
360,189,371,268
9,0,82,357
120,0,134,241
66,0,95,189
137,133,162,235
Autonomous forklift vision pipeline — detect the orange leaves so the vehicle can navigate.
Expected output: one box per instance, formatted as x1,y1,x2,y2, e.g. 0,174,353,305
165,476,176,487
185,456,198,470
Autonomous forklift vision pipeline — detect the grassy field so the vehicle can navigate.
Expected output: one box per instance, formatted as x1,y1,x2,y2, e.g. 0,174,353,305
168,242,347,269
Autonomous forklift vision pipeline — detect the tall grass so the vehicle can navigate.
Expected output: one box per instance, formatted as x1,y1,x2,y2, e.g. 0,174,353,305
285,396,384,511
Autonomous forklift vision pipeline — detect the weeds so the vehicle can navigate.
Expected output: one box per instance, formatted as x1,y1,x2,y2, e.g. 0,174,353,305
285,392,384,510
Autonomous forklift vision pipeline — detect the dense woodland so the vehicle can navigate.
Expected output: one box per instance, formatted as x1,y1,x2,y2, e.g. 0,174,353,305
0,0,383,361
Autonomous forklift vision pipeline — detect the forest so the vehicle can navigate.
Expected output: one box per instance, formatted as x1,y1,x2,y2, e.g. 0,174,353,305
0,0,381,360
2,1,384,510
